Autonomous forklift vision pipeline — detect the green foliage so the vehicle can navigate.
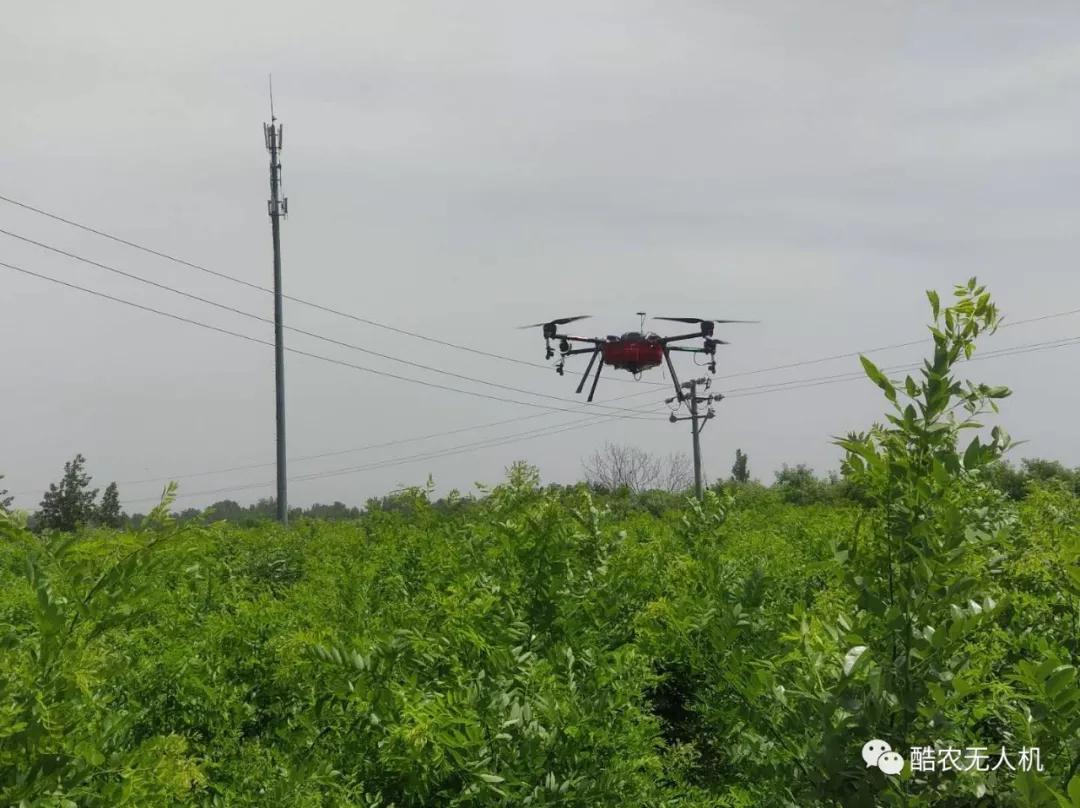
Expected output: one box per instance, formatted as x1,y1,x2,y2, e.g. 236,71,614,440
773,464,828,505
770,465,863,506
0,475,12,513
752,278,1080,806
987,459,1080,500
731,449,750,484
96,482,124,529
37,454,100,533
1,455,1076,805
0,463,845,805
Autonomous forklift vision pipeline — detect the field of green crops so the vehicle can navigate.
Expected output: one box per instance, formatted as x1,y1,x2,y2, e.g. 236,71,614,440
0,474,1077,807
2,282,1079,807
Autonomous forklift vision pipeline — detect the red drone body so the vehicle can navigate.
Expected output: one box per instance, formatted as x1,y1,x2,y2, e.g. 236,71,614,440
519,313,757,402
601,333,665,373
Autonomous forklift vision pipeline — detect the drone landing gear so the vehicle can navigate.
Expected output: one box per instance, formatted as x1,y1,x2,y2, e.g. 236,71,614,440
663,348,685,402
587,358,605,402
574,348,604,401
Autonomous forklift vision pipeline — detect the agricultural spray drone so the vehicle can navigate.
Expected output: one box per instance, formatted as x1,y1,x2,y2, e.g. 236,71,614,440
519,312,757,402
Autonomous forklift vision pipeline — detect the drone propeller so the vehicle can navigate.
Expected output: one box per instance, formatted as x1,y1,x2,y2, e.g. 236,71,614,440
653,316,759,324
517,315,591,329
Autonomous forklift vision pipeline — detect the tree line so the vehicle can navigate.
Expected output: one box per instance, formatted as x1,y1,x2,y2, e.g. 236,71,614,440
2,443,1077,532
0,454,124,532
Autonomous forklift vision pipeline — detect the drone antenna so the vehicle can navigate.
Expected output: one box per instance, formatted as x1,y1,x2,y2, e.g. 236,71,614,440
637,311,646,331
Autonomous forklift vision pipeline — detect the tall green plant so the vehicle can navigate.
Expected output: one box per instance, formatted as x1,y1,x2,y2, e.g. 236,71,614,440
837,279,1013,739
762,280,1074,805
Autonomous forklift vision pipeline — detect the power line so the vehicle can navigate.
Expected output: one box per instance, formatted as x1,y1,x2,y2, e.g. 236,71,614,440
0,229,655,416
110,387,663,488
0,260,660,420
6,191,1080,388
724,333,1080,399
15,317,1080,508
715,307,1080,381
119,329,1080,507
10,249,1080,458
0,192,667,386
121,406,640,505
272,406,650,485
27,256,1074,492
6,199,1080,501
10,249,1077,498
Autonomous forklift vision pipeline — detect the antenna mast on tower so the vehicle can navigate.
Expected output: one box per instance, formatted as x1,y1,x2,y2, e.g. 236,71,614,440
264,77,289,524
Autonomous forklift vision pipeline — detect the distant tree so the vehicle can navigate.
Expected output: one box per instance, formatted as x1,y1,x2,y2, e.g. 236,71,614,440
97,482,125,528
175,507,203,523
204,499,245,523
772,463,827,505
37,454,99,532
583,443,692,494
984,457,1079,499
1019,458,1075,487
252,498,280,521
985,460,1028,500
731,449,750,483
0,475,13,512
661,453,695,493
306,501,362,520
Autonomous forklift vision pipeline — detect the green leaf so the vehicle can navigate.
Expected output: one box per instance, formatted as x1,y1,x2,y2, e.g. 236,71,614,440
860,356,897,402
1045,665,1075,699
963,437,982,469
927,289,941,320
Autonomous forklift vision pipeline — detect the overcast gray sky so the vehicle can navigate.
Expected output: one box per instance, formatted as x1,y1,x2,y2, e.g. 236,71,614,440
2,1,1079,512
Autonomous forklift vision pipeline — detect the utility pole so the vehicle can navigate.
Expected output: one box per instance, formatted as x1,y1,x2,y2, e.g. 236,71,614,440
264,94,289,524
668,377,719,499
688,380,703,498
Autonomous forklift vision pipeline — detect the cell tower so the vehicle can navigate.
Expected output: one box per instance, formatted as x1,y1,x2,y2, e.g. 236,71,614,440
264,80,289,524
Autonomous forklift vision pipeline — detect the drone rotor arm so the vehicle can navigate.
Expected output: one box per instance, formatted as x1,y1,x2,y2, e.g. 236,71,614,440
555,334,603,344
667,341,729,352
653,316,759,324
660,331,707,344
